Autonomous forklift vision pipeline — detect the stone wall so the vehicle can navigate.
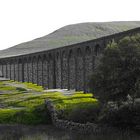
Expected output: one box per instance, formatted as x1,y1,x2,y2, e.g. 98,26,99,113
45,99,119,134
45,99,100,134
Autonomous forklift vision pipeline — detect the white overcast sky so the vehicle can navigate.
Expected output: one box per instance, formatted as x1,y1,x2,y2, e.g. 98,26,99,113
0,0,140,50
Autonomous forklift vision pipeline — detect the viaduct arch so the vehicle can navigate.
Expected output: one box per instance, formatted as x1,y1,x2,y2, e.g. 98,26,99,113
0,28,140,92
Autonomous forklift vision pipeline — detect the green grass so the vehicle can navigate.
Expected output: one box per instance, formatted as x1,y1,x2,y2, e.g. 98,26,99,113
23,82,44,92
0,82,16,91
0,81,98,124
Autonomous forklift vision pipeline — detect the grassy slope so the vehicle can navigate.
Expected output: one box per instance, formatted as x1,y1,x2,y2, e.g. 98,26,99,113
0,81,97,124
0,21,140,58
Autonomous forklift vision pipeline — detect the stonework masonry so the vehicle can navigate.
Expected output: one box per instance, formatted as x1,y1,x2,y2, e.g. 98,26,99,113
45,99,99,134
0,28,140,92
45,99,119,134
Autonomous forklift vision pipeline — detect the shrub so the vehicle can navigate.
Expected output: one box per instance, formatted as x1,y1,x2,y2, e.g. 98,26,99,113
89,34,140,105
67,105,101,123
98,103,140,129
16,87,27,93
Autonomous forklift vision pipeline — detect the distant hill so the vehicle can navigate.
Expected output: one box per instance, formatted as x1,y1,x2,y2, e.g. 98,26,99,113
0,21,140,58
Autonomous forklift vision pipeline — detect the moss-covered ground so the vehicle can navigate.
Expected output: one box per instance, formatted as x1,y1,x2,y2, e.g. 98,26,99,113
0,81,97,124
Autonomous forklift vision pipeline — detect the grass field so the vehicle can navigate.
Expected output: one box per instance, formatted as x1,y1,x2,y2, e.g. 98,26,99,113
0,81,97,124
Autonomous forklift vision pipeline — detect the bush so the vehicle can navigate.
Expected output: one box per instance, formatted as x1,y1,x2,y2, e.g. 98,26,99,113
12,105,52,124
16,87,27,93
67,105,101,123
89,34,140,105
98,103,140,129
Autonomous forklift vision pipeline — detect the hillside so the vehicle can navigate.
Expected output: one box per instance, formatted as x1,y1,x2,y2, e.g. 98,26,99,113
0,21,140,58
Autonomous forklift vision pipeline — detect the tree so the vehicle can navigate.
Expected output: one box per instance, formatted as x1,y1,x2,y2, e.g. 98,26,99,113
89,34,140,105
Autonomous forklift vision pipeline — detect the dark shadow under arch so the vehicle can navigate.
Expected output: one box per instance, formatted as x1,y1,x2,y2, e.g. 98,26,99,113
94,44,100,56
85,46,91,55
37,55,43,86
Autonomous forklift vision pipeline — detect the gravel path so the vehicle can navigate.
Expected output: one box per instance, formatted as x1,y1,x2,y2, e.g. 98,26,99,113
5,82,27,89
44,89,75,96
0,77,10,81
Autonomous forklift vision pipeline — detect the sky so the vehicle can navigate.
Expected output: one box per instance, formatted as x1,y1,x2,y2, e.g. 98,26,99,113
0,0,140,50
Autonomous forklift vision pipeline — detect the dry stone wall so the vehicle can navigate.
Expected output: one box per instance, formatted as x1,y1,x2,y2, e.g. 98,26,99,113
45,99,119,134
45,99,100,134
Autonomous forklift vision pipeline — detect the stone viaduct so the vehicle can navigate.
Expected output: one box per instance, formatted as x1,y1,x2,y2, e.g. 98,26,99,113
0,27,140,92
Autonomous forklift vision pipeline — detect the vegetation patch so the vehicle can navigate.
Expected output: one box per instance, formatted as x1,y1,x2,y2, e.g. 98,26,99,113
89,34,140,129
23,82,43,92
0,81,97,124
